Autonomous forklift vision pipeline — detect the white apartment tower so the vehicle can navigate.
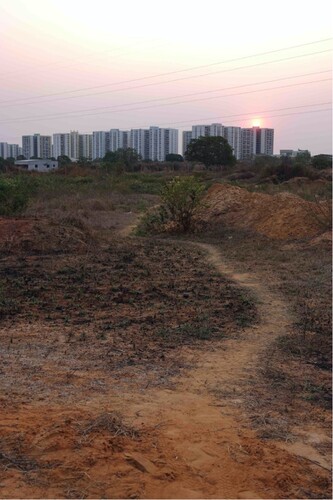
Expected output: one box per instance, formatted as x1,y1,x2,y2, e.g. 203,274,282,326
210,123,224,137
69,131,79,160
53,133,69,159
109,129,120,152
22,134,52,159
259,128,274,156
192,125,210,139
148,127,178,161
120,131,130,149
92,131,109,160
0,143,22,159
224,127,242,160
163,128,178,160
53,131,79,160
79,134,93,160
130,129,149,160
9,144,23,159
22,135,34,159
108,130,130,152
241,127,274,159
182,131,192,156
39,135,52,159
192,123,224,140
0,142,9,159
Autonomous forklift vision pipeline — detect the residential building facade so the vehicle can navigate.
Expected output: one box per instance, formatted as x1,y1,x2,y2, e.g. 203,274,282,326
53,131,79,160
182,131,192,156
224,126,242,160
148,127,178,161
130,129,149,160
22,134,52,159
0,142,9,159
79,134,93,160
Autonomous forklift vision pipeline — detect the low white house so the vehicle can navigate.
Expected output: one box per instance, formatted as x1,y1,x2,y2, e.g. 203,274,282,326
15,159,58,172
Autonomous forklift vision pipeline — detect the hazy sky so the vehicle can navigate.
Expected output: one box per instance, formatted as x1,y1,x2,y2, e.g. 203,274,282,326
0,0,332,154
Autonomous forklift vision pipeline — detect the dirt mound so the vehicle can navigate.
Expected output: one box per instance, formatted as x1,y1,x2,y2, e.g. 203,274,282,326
0,216,95,255
201,183,330,240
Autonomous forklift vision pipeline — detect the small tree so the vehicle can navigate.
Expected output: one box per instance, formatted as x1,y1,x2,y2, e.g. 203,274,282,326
57,155,72,165
185,136,236,167
103,148,141,171
160,176,205,232
312,154,332,170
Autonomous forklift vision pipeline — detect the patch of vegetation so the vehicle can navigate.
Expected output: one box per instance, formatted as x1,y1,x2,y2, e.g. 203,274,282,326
0,176,35,215
158,322,220,341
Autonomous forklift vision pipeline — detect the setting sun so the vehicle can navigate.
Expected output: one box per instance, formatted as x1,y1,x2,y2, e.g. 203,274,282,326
252,119,262,127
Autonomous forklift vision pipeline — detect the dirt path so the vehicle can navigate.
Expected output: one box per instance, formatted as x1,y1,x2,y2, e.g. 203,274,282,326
0,224,331,498
115,240,331,498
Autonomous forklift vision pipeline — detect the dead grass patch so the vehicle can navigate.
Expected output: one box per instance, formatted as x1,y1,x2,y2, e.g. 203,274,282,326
79,412,139,440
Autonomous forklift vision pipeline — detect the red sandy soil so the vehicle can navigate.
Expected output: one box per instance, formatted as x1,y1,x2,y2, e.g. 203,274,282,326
0,214,331,499
200,183,330,240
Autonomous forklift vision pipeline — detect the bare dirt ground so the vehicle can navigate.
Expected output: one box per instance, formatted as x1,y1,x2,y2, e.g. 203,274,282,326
0,208,331,498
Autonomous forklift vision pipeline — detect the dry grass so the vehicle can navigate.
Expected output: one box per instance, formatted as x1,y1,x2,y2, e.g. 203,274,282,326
79,412,139,439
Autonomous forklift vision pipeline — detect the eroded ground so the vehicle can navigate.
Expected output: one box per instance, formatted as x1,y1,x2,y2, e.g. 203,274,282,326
0,212,331,499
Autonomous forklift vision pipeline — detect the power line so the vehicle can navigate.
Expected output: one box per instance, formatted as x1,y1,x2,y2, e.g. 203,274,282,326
0,38,331,106
2,104,331,143
0,37,167,80
153,104,332,129
93,107,332,132
1,77,331,125
2,69,329,117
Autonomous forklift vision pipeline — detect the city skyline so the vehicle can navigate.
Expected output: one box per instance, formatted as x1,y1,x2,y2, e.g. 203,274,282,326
0,0,332,154
1,122,275,161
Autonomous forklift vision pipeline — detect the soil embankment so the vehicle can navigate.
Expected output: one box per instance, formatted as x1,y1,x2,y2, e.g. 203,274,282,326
200,183,330,240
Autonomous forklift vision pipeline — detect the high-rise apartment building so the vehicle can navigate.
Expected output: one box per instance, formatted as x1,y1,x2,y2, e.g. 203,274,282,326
148,127,178,161
53,131,79,160
0,142,9,159
192,123,224,140
241,127,274,159
209,123,224,137
109,129,120,152
22,134,52,159
258,128,274,156
92,131,109,160
182,131,192,156
78,134,93,160
22,135,35,159
69,131,79,160
162,128,178,160
224,127,242,160
39,135,52,159
9,144,23,159
191,125,210,139
120,131,130,149
130,129,149,160
0,142,22,159
53,133,68,159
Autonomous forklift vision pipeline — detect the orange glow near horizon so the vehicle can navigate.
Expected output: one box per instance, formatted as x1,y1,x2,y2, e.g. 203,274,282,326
252,119,262,127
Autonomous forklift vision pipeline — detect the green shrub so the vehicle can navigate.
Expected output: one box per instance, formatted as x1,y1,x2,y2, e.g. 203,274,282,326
312,154,332,170
160,176,205,232
0,176,34,215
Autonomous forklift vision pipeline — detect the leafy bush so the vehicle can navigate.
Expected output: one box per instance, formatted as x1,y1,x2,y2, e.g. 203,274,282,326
312,154,332,170
0,176,34,215
160,176,205,232
261,159,319,182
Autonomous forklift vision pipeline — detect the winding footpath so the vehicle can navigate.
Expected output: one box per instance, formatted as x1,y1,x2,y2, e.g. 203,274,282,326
117,236,331,499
